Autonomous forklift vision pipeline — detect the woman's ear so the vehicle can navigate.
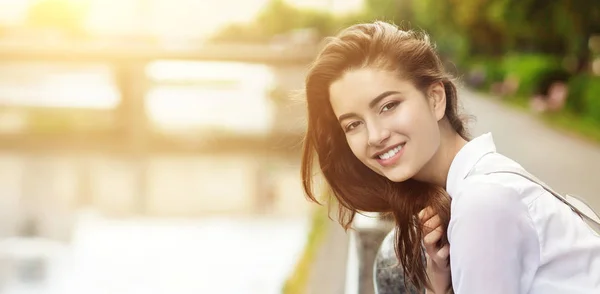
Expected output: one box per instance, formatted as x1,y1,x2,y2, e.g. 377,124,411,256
428,82,446,121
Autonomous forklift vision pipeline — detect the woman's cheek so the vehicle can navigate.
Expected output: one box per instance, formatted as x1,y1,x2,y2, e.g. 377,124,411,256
347,136,366,160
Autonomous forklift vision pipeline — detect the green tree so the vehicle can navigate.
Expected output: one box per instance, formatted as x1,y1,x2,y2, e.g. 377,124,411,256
487,0,600,69
211,0,336,42
362,0,409,23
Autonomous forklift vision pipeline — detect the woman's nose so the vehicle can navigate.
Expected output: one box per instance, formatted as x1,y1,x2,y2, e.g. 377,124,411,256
367,125,391,147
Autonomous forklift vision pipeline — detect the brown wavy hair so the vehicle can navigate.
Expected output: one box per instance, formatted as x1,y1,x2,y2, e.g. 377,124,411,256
301,21,470,291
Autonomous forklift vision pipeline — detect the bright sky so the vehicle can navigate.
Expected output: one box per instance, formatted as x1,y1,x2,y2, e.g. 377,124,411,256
0,0,365,38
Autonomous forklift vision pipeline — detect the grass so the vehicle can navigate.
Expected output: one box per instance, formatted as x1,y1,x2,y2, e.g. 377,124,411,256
490,93,600,145
281,205,330,294
541,111,600,144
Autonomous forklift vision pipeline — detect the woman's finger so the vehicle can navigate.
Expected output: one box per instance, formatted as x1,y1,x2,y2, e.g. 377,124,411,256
423,225,443,248
422,214,441,235
418,206,435,224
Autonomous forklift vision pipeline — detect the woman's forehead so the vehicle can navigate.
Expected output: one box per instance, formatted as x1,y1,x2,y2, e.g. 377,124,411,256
329,69,414,110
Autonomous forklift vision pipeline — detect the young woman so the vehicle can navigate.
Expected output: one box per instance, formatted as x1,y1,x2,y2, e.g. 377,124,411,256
300,21,600,294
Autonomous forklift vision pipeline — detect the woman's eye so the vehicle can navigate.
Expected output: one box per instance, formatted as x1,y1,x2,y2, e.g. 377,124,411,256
381,101,399,113
345,121,361,132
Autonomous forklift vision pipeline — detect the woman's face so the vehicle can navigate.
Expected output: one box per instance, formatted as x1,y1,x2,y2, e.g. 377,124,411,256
329,68,446,182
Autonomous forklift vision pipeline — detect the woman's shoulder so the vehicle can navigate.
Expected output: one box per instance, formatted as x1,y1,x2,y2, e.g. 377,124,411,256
453,179,524,211
451,176,536,226
448,179,539,245
457,152,545,206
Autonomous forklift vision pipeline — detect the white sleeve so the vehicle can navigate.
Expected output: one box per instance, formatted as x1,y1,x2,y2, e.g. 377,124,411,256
448,182,540,294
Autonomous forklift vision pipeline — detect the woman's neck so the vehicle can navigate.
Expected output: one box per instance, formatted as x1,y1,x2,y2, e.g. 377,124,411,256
413,124,467,188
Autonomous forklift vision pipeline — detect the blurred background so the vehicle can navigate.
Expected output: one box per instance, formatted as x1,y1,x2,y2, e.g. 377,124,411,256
0,0,598,294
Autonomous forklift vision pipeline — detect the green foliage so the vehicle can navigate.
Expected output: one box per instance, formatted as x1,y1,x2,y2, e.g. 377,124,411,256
500,54,562,96
361,0,407,23
581,76,600,123
541,110,600,144
211,0,338,42
212,0,599,61
487,0,600,57
255,0,335,37
414,0,599,58
464,58,505,90
565,74,591,114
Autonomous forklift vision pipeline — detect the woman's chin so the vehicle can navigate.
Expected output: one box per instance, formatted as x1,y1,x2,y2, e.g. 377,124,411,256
367,163,413,182
383,170,411,183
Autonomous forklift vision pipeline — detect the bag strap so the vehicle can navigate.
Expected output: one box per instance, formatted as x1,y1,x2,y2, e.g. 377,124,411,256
469,165,600,233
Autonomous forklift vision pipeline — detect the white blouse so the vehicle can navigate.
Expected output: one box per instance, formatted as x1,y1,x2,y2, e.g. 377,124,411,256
446,133,600,294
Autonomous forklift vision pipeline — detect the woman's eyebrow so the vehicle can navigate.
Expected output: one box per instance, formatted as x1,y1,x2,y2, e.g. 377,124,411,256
337,90,401,122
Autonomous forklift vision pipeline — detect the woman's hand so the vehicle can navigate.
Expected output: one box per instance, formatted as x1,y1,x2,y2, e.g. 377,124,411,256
419,206,452,293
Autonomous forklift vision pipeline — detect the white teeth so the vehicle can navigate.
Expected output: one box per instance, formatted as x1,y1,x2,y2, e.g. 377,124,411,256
378,145,402,160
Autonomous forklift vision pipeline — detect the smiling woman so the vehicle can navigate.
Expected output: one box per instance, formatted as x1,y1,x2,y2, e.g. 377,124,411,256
301,21,600,294
301,22,465,292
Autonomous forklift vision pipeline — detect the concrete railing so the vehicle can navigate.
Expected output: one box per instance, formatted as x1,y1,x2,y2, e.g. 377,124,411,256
344,212,394,294
373,229,422,294
345,212,423,294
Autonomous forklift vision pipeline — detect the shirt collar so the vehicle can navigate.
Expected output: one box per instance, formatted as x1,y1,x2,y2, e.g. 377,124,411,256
446,132,497,197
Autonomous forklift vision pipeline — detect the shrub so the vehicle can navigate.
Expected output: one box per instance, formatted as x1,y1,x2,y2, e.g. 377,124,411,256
500,54,563,96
